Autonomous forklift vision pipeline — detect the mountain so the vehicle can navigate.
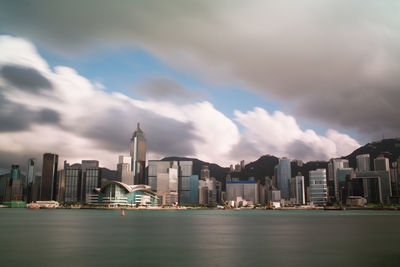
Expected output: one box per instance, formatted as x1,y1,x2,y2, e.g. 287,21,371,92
100,167,117,180
343,138,400,169
162,138,400,188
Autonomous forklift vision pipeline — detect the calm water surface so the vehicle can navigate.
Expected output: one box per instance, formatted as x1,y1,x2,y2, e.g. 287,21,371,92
0,209,399,267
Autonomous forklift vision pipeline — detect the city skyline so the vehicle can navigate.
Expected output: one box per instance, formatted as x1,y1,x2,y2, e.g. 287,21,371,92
1,1,399,171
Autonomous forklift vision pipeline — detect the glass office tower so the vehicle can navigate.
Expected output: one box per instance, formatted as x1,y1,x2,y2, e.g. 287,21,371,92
276,158,291,199
40,153,58,201
309,169,328,206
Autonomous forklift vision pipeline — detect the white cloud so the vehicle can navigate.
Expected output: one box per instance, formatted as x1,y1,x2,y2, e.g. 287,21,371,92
233,108,360,162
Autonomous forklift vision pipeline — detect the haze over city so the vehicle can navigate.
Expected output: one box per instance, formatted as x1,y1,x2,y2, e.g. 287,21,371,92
0,1,399,171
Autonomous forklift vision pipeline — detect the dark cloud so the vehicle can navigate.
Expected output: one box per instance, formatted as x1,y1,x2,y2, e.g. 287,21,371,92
37,108,60,124
0,92,33,132
0,93,61,132
80,104,200,157
134,77,204,103
288,140,329,162
1,65,53,91
0,150,42,174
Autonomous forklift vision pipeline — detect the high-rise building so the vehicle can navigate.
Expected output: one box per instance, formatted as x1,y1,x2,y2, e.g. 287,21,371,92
309,169,328,206
147,160,179,205
240,160,245,170
353,171,392,204
199,177,217,204
62,160,101,203
10,165,23,201
64,165,81,203
130,123,146,185
25,158,35,203
117,156,134,185
337,168,353,204
328,158,349,201
276,158,291,199
40,153,58,201
81,160,101,203
178,161,194,204
226,181,259,204
374,155,390,171
148,160,197,205
295,174,305,205
199,186,208,204
356,154,370,172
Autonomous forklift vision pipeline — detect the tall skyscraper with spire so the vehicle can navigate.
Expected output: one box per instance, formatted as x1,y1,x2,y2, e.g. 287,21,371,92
130,123,146,185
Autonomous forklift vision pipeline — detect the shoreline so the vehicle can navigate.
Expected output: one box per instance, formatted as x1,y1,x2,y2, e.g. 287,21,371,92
16,206,400,211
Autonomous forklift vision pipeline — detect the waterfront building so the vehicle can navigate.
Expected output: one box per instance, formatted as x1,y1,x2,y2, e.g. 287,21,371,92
148,160,179,205
25,159,35,202
178,161,194,204
199,177,218,204
81,160,101,203
40,153,58,201
267,190,281,202
189,175,199,204
295,174,305,205
216,181,222,204
390,161,399,196
64,164,81,203
0,174,9,202
89,181,160,206
356,154,370,172
117,156,133,185
198,186,208,204
276,158,291,199
309,169,328,206
148,160,195,205
328,158,349,201
62,160,101,203
374,155,389,171
10,165,23,201
57,169,66,203
355,171,392,204
337,168,354,204
130,123,146,185
226,181,259,205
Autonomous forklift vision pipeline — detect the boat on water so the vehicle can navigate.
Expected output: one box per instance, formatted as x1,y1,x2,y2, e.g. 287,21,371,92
27,203,40,209
121,209,125,216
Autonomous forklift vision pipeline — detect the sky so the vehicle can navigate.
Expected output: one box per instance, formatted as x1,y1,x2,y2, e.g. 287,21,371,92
0,0,399,170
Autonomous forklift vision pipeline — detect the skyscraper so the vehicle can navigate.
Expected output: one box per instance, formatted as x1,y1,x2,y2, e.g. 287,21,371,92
40,153,58,201
295,173,305,205
81,160,101,203
328,158,349,201
26,159,35,202
10,165,23,201
309,169,328,206
276,158,291,199
117,156,133,184
356,154,370,172
130,123,146,185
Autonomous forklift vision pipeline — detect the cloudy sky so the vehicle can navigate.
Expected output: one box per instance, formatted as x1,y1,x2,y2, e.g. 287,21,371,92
0,1,399,170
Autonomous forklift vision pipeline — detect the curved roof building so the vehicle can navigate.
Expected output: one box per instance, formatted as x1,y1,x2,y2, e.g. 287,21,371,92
89,181,160,206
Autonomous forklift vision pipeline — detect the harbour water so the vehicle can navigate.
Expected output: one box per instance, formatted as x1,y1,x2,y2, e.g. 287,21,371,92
0,209,399,267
